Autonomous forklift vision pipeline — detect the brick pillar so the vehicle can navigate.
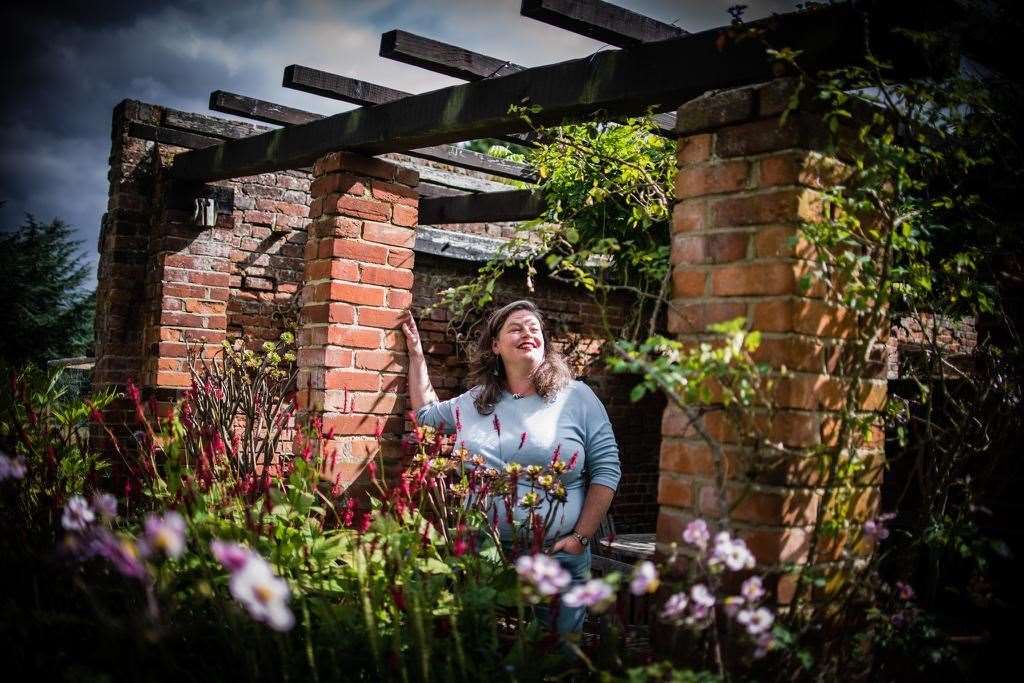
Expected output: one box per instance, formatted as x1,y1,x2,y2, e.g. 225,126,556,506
656,79,886,603
141,164,232,396
297,152,419,488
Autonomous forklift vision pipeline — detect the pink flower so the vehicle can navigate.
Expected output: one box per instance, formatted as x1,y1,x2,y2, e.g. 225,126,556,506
863,517,891,541
737,607,774,635
211,539,252,572
682,519,710,550
741,576,765,603
0,452,27,481
91,530,148,580
229,554,294,631
515,553,570,599
143,511,187,559
62,496,95,531
629,561,660,596
92,493,118,521
710,532,755,571
562,579,616,613
895,581,915,601
691,583,715,608
660,592,688,620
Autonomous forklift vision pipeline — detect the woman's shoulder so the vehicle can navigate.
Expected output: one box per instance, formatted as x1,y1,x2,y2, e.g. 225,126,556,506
563,379,602,405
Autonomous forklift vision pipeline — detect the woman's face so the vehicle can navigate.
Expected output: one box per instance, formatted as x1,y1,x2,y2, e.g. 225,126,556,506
492,310,545,369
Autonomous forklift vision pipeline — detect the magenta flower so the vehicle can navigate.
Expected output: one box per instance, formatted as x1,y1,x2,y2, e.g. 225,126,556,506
710,532,756,571
895,581,915,601
863,518,890,541
682,519,710,550
753,632,775,658
629,561,660,596
143,511,187,559
562,578,616,613
62,495,95,531
211,539,252,572
492,414,501,436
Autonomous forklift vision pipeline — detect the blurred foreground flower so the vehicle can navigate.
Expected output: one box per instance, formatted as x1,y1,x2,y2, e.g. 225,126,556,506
515,553,570,600
143,511,187,559
562,578,615,613
62,496,95,531
229,553,295,631
629,561,660,595
0,452,27,481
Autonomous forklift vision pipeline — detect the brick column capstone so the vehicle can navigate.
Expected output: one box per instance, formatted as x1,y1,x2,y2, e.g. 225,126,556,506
297,152,419,489
657,79,887,604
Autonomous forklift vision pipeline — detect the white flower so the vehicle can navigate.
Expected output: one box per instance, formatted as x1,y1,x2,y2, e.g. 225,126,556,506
229,555,295,631
143,511,187,559
562,578,616,613
62,495,95,531
660,592,688,620
737,607,775,635
515,553,571,597
629,561,660,596
690,583,715,608
741,576,765,603
682,519,710,550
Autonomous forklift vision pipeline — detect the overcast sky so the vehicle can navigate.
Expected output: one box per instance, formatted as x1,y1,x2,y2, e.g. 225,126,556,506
0,0,793,287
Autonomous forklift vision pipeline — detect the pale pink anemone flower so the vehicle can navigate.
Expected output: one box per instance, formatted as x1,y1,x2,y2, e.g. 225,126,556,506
143,511,187,559
0,452,27,481
660,592,689,620
629,561,660,596
92,493,118,521
62,495,95,531
229,554,295,632
741,575,766,603
691,583,715,608
211,539,252,572
515,553,571,598
737,606,775,635
682,519,710,550
562,578,616,613
710,531,756,571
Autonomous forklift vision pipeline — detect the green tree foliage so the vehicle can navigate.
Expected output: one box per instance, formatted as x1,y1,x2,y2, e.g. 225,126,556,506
0,215,95,367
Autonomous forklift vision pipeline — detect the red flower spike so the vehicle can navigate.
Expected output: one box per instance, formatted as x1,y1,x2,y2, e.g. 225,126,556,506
568,451,579,471
551,444,561,464
519,432,528,450
492,414,501,437
455,407,463,432
373,420,384,440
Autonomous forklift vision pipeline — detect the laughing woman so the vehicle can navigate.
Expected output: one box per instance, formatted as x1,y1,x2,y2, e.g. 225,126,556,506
401,299,620,635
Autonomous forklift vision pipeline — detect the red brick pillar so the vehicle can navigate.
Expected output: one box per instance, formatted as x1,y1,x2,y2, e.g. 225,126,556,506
298,152,419,488
657,79,886,602
142,165,232,394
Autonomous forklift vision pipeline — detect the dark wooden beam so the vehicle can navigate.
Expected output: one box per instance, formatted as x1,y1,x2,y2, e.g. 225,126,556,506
283,64,409,107
170,5,875,182
380,30,525,81
520,0,686,48
128,121,221,149
209,91,534,182
210,90,321,126
419,189,544,225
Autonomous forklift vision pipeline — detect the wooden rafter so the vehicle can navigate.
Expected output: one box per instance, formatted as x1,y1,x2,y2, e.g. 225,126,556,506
210,91,534,182
283,65,409,107
170,5,875,182
380,30,525,81
520,0,686,47
378,28,674,133
419,189,544,225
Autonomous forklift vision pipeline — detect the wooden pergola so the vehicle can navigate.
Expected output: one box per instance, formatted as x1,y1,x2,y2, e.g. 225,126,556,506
150,1,900,224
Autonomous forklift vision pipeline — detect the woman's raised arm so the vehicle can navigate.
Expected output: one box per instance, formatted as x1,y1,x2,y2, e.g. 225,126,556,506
401,310,438,411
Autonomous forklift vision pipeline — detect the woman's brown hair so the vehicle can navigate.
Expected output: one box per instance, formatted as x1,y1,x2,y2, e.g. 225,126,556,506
467,300,573,415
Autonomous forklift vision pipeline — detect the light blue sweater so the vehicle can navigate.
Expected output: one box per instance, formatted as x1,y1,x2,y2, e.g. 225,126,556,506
415,380,621,541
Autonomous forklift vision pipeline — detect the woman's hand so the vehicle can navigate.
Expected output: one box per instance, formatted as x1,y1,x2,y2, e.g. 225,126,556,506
549,535,586,556
400,310,424,357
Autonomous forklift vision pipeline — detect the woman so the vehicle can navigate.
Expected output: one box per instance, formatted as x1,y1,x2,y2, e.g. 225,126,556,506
401,299,620,635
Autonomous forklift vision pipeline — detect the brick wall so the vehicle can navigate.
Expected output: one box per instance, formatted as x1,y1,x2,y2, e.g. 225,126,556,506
659,79,888,603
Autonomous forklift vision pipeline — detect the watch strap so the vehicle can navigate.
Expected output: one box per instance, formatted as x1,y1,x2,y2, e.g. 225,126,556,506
570,531,590,547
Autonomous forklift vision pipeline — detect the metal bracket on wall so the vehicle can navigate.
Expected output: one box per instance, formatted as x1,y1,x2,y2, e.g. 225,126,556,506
193,197,216,227
164,181,235,229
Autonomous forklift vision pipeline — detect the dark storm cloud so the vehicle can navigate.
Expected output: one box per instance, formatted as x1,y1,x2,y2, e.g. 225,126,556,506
0,0,795,285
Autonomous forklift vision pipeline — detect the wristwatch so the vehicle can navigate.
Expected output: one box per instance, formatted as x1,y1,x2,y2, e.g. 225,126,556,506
570,531,590,547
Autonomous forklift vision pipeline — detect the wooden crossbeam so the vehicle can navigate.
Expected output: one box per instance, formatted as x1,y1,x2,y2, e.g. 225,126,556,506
210,91,533,182
170,4,874,182
283,64,409,107
520,0,686,47
419,189,544,225
380,30,525,81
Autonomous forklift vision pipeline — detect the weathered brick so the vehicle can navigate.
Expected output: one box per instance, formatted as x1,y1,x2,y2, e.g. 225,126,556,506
675,160,750,198
667,301,747,334
334,195,391,222
359,264,414,289
327,282,386,306
354,351,407,372
677,86,757,134
712,262,796,296
676,133,713,166
712,189,822,227
324,369,380,391
671,199,706,234
387,247,415,269
326,326,382,348
671,268,706,298
363,222,415,248
657,474,695,508
391,204,418,227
